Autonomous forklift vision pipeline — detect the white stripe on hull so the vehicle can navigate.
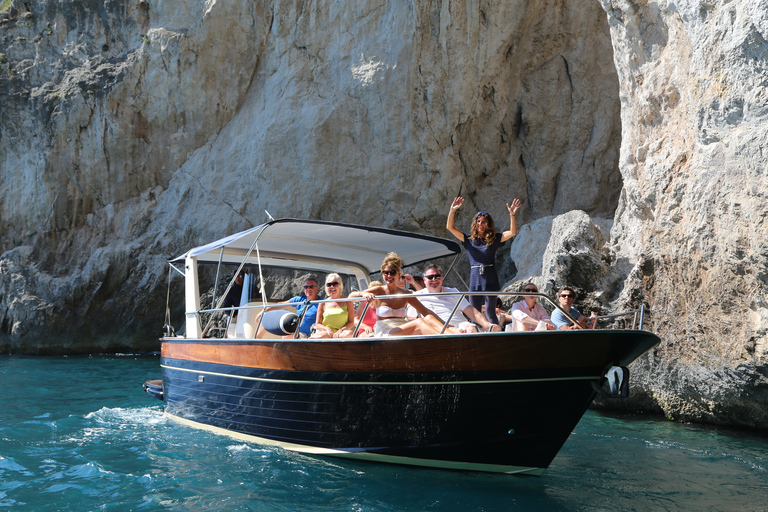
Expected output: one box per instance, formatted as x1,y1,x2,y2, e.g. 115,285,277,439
166,413,546,476
161,364,599,386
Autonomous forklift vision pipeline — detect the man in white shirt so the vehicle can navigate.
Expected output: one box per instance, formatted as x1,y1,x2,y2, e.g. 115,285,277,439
406,265,501,333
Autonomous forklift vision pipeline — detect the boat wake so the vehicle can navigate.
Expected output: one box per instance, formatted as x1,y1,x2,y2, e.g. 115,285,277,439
85,406,167,427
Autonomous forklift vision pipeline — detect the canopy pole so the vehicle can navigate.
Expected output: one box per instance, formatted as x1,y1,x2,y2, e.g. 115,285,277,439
255,242,267,310
168,262,185,277
211,247,225,311
163,264,175,337
202,223,271,337
445,254,468,289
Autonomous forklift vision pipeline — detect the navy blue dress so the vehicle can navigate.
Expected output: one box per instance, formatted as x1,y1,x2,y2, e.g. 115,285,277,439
462,232,506,324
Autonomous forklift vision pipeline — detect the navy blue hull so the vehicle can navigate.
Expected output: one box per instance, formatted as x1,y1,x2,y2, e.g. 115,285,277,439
161,357,598,472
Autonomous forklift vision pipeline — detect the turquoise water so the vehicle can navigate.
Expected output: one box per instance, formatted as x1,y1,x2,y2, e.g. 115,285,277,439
1,355,766,511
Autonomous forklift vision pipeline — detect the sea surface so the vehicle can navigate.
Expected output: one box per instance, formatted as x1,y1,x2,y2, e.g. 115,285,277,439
1,355,766,512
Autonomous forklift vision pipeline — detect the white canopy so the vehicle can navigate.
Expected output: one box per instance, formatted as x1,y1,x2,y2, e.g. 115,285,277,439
172,219,461,275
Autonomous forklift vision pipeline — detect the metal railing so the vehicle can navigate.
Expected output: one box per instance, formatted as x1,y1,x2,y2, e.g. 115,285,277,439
183,291,648,340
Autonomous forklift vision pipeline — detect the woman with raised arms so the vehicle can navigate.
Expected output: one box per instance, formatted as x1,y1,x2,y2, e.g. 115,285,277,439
446,196,522,325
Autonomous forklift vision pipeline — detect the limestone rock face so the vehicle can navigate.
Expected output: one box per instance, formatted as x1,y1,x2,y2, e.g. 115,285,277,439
539,211,612,293
506,0,768,429
588,0,768,429
1,0,621,350
1,0,767,429
507,211,613,295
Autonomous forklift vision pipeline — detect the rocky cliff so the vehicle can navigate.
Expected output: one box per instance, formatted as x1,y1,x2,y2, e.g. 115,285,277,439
1,0,766,430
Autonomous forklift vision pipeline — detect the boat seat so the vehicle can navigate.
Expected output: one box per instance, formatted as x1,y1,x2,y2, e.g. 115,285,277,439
234,302,263,339
228,301,289,339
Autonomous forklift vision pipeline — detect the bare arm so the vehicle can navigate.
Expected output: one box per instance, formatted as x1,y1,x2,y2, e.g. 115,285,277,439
510,303,534,327
404,274,424,291
408,297,446,326
313,302,330,335
559,315,587,330
499,198,522,242
587,311,598,329
463,305,500,332
362,285,387,303
446,197,465,242
345,303,355,328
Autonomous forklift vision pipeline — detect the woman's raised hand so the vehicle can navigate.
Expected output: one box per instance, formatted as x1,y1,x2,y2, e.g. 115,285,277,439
450,197,464,211
506,198,522,216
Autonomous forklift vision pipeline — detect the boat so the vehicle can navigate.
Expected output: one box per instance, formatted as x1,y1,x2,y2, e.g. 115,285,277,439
147,218,660,476
142,379,164,401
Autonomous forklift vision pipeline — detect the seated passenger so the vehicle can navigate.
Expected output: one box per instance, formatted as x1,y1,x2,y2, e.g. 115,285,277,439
254,277,322,338
311,273,355,338
508,283,556,331
362,253,448,336
551,286,598,330
348,280,382,337
221,271,245,319
405,264,500,332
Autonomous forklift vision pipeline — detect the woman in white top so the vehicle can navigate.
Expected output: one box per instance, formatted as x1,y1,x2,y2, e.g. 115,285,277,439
362,252,449,336
508,283,555,331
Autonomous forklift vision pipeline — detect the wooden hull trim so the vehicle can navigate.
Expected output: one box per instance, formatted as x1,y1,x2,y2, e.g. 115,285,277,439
161,329,660,375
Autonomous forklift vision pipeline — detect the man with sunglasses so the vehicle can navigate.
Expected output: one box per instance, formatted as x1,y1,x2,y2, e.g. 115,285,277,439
255,277,322,338
406,265,501,333
507,283,555,331
551,286,598,330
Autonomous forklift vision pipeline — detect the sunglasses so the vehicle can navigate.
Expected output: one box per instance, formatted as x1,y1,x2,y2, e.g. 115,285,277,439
424,274,442,280
237,274,245,278
560,294,574,299
524,288,538,292
303,284,317,289
477,211,489,216
326,282,340,287
381,270,397,276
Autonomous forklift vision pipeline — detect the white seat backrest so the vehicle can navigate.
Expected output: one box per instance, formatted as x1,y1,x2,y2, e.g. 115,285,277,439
232,274,259,338
235,301,261,339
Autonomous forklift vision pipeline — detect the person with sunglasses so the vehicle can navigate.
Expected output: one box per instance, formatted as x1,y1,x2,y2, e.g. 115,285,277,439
362,253,450,336
311,273,356,338
446,196,523,325
406,265,500,332
551,286,598,330
254,277,322,338
507,283,555,331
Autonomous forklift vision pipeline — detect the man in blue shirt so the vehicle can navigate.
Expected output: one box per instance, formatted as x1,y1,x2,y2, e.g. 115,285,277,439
551,286,598,330
288,278,322,337
255,277,322,337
